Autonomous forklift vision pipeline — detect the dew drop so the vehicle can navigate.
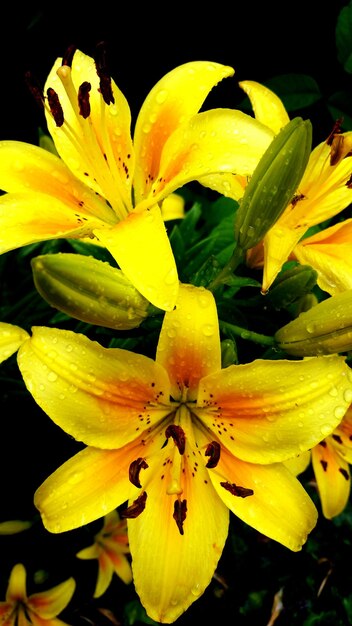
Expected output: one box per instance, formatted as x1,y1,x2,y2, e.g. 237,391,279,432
334,406,347,420
156,89,168,104
320,424,333,437
202,324,214,337
47,371,58,382
191,583,202,597
343,389,352,403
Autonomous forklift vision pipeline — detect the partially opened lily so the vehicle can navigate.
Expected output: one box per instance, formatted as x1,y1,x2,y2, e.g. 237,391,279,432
0,46,275,310
240,80,352,294
0,562,75,626
76,509,132,597
15,283,352,622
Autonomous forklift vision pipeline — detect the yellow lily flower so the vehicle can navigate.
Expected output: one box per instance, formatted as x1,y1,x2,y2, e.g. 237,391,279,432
0,563,75,626
0,322,29,364
0,47,274,311
240,80,352,294
311,405,352,519
15,283,352,622
76,509,132,597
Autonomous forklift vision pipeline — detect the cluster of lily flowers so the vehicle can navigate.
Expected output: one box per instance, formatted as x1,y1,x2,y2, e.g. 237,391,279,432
1,44,352,624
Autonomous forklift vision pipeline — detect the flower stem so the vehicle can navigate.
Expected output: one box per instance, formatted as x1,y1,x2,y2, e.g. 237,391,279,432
207,246,244,292
220,320,276,347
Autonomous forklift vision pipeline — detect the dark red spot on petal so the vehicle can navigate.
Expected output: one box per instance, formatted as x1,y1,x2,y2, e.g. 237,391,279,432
320,460,328,472
339,467,349,480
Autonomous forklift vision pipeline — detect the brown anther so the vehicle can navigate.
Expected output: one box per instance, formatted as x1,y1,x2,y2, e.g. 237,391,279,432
47,88,64,127
326,119,343,146
62,44,77,67
220,481,254,498
173,498,187,535
165,424,186,454
24,71,44,109
205,441,221,468
121,491,147,518
94,41,115,105
78,81,92,119
330,134,345,166
129,457,148,488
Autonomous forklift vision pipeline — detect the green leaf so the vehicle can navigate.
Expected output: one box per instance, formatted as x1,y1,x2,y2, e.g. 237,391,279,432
263,74,322,111
336,1,352,73
327,90,352,130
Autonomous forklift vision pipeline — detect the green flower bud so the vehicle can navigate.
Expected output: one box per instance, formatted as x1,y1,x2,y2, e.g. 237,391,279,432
234,117,312,251
275,290,352,356
265,264,318,309
221,338,238,367
31,253,152,330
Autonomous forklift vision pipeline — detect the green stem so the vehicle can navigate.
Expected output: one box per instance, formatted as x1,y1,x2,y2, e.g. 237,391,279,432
207,246,244,292
220,320,276,347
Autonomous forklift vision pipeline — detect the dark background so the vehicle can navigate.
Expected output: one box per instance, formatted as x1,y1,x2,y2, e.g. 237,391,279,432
1,2,350,144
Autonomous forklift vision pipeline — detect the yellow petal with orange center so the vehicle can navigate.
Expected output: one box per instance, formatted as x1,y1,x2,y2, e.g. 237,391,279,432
156,284,221,401
0,192,110,255
128,420,229,624
34,444,141,533
209,449,317,551
293,218,352,295
0,323,29,364
28,578,76,619
311,439,351,519
95,205,179,311
45,50,134,213
133,60,235,202
145,109,274,206
239,80,290,134
17,326,170,448
198,356,352,463
0,140,116,223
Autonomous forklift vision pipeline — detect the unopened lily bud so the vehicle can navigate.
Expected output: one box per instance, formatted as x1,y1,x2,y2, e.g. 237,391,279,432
234,117,312,251
31,253,152,330
275,290,352,356
266,264,317,309
221,338,238,367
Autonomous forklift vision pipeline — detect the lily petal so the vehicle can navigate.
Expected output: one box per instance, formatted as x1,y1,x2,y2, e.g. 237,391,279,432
156,284,221,401
239,80,290,134
0,323,29,364
28,578,75,619
261,224,304,293
312,440,351,518
145,109,274,206
34,445,138,532
133,61,235,201
0,140,115,222
293,219,352,295
17,326,170,448
209,449,317,551
128,425,229,623
6,563,27,602
0,193,109,254
332,406,352,463
45,50,134,212
198,356,352,463
95,205,179,311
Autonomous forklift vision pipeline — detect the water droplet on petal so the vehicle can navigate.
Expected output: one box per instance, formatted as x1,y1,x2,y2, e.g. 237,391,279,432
47,371,58,382
344,389,352,403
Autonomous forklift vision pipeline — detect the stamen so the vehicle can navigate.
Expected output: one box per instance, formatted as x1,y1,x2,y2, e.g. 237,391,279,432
78,81,92,119
94,41,115,105
24,71,44,109
62,44,77,67
165,424,185,454
326,118,343,146
47,88,64,127
205,441,221,468
129,458,148,488
330,134,345,166
121,491,147,518
220,481,254,498
173,498,187,535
